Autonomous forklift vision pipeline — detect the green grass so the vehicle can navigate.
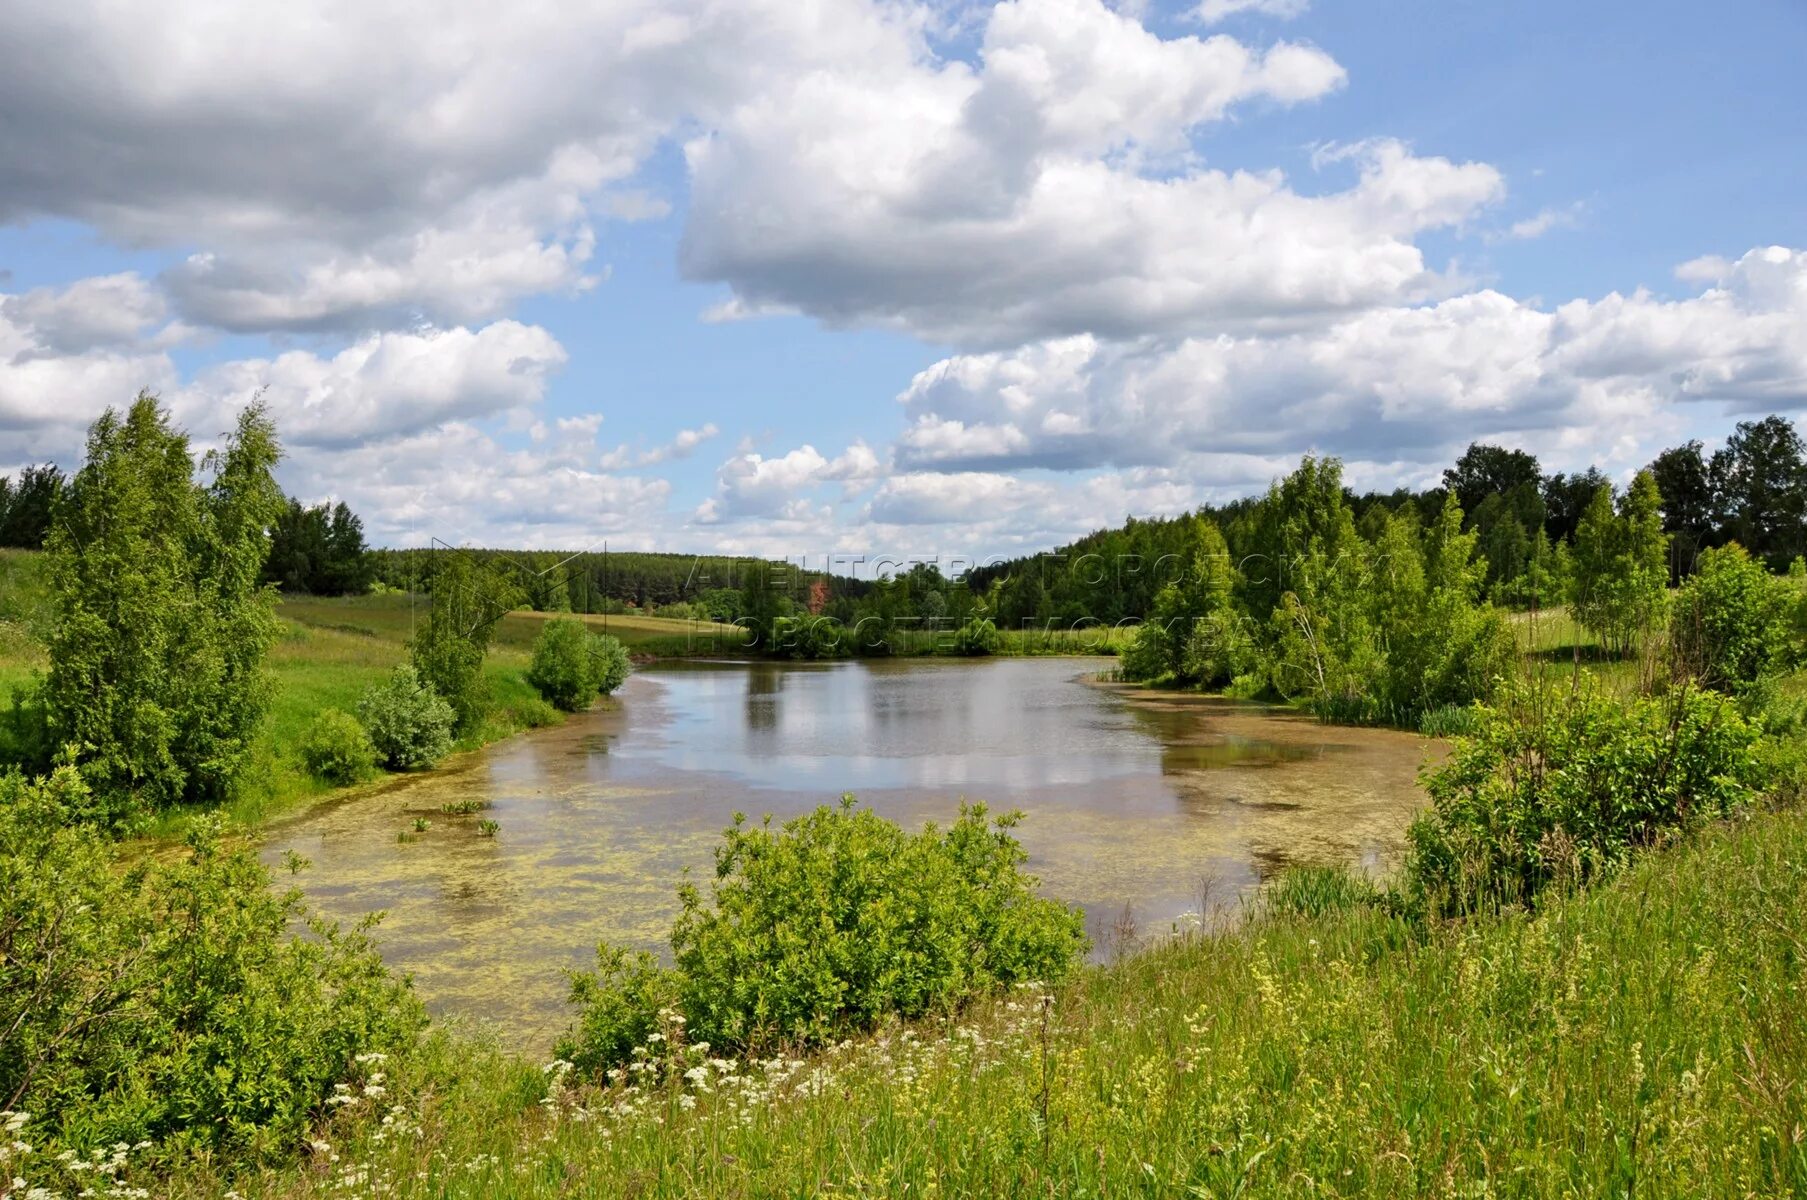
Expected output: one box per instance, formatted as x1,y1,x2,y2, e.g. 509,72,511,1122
181,599,743,831
0,563,741,835
146,801,1807,1198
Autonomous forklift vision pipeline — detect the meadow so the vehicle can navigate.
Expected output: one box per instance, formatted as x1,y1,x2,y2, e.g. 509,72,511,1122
135,797,1807,1198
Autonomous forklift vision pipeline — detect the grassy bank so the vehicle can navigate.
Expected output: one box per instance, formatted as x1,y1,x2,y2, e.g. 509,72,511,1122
198,597,743,829
144,800,1807,1198
0,559,742,832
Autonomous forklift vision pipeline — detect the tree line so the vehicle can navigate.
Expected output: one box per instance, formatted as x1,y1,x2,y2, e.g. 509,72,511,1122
0,453,374,596
971,413,1807,627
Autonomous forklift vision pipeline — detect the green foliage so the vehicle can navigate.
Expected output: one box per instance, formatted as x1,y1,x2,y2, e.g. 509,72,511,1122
591,632,631,695
525,618,633,709
0,768,424,1167
561,798,1087,1072
696,587,744,623
1406,681,1762,915
39,394,285,826
1568,471,1671,656
768,614,848,659
409,554,515,733
557,946,681,1074
508,692,562,729
357,664,456,770
951,616,1002,656
1120,518,1242,684
1262,864,1382,919
1376,492,1517,715
527,617,600,710
264,498,373,595
1669,541,1799,690
1710,414,1807,566
298,707,378,785
1416,703,1481,738
0,464,66,549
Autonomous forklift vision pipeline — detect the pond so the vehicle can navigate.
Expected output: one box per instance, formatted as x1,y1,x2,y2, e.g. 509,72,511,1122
262,657,1437,1048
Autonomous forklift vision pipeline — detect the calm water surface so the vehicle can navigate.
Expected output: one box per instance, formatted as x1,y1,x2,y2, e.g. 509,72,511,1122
263,658,1436,1047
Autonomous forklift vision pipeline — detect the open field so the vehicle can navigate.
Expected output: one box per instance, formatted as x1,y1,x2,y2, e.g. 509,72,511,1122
276,591,745,658
162,800,1807,1198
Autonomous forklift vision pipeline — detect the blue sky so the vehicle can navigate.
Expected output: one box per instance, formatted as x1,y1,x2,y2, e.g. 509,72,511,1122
1,0,1803,560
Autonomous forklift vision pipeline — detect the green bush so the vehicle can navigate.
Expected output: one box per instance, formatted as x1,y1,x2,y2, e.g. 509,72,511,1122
952,617,1002,656
560,797,1086,1074
559,945,681,1074
298,707,378,784
1669,542,1798,690
508,693,562,729
0,676,51,774
591,631,630,696
408,553,513,734
769,614,847,660
525,619,631,710
1405,682,1762,915
0,769,424,1173
526,618,598,711
357,664,456,770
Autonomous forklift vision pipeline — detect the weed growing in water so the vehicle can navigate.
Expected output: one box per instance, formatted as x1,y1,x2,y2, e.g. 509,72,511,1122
439,799,489,816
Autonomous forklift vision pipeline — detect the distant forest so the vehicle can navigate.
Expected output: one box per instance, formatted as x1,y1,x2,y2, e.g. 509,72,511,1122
3,413,1801,631
971,414,1807,628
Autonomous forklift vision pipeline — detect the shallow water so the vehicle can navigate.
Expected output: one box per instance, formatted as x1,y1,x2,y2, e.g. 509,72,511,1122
262,657,1436,1047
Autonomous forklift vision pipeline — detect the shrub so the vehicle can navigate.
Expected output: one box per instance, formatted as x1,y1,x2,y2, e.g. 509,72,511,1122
1669,542,1797,690
559,946,681,1073
1405,682,1762,915
509,693,561,729
768,614,847,660
952,617,1002,656
0,769,424,1173
527,618,598,711
1117,619,1172,682
0,677,51,774
299,707,378,784
559,797,1087,1073
526,619,631,709
590,632,630,696
357,664,456,770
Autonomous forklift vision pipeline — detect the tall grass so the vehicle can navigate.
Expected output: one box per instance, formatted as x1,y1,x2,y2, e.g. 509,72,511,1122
134,803,1807,1199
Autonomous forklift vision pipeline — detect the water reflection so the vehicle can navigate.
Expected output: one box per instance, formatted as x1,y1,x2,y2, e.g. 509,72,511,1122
262,658,1435,1048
